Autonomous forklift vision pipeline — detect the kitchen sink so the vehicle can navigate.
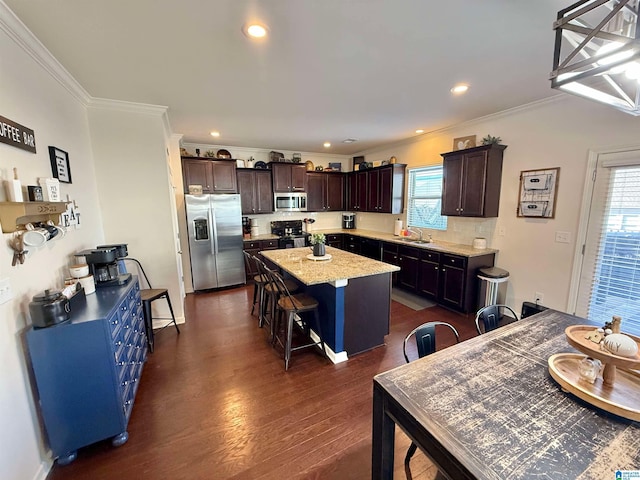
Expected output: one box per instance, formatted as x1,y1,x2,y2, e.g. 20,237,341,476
400,238,432,244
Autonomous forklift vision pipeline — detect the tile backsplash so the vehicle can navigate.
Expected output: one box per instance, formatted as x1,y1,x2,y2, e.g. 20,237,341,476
246,210,497,247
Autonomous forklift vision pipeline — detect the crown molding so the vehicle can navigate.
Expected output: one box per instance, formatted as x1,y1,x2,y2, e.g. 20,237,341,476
356,94,569,156
87,97,168,116
0,1,91,106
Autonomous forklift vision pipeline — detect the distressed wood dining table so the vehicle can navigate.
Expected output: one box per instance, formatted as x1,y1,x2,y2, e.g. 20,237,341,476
372,309,640,480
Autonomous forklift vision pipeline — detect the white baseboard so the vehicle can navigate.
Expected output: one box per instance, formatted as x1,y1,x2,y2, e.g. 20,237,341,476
32,459,52,480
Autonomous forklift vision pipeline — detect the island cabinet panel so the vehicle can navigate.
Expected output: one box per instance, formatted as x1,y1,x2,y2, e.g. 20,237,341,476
26,279,146,464
343,273,392,355
347,171,368,211
306,173,345,212
182,157,238,193
441,144,506,217
417,250,440,298
237,169,273,214
398,245,421,292
270,163,307,192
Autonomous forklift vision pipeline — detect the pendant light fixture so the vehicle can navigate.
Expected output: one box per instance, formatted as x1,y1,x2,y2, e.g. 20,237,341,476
550,0,640,115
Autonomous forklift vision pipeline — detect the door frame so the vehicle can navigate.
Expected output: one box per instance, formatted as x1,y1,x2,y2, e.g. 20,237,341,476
567,142,640,314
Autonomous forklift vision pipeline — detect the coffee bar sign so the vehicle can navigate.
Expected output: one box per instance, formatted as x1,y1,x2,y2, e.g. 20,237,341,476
0,114,36,153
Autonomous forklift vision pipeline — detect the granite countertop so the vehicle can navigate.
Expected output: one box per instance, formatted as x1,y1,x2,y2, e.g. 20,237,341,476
243,234,279,242
312,228,497,257
261,246,399,286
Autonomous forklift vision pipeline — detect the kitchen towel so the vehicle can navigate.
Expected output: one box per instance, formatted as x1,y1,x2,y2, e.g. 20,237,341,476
293,237,305,248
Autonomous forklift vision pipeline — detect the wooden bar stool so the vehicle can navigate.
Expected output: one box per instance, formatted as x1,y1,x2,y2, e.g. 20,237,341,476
126,258,180,353
243,251,269,319
269,269,326,370
254,256,298,336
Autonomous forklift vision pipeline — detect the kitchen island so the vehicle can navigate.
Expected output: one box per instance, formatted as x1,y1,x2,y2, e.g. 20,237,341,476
261,246,400,362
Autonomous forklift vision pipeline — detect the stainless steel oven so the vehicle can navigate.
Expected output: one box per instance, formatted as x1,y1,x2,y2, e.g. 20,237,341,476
274,192,307,212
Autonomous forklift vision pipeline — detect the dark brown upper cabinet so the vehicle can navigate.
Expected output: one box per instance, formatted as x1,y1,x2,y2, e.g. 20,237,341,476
307,172,345,212
182,157,238,194
270,163,307,192
237,169,274,214
346,164,405,214
441,144,506,217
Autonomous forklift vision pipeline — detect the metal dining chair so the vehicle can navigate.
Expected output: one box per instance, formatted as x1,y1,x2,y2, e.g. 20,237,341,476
268,268,326,370
475,304,519,335
402,321,459,480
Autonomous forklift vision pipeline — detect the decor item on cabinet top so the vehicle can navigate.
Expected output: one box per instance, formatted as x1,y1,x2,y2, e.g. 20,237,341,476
481,135,502,145
305,160,314,171
180,147,191,157
216,149,232,159
204,150,216,157
292,153,302,163
328,162,341,172
269,151,284,162
453,135,476,151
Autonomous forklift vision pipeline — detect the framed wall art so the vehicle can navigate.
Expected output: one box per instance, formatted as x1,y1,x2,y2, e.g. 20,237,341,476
453,135,476,151
48,146,72,184
517,167,560,218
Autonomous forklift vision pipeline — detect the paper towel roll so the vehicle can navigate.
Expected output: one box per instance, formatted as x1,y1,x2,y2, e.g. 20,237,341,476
250,218,258,227
394,219,403,236
251,226,259,238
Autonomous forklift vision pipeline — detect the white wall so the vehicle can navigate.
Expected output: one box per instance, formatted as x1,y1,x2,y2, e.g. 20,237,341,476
0,5,104,479
355,96,640,313
87,102,184,325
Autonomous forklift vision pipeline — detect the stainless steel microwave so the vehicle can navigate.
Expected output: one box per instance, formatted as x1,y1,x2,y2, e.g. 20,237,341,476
274,192,307,212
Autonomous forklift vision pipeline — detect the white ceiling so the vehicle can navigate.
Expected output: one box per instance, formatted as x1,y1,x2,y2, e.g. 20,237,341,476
5,0,567,155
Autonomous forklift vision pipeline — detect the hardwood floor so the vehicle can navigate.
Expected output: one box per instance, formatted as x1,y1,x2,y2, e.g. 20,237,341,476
46,285,478,480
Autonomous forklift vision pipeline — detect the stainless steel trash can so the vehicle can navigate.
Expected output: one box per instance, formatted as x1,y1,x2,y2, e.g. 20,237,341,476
477,266,509,308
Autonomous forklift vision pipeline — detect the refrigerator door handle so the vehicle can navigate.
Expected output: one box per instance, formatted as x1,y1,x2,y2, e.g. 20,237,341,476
209,207,219,254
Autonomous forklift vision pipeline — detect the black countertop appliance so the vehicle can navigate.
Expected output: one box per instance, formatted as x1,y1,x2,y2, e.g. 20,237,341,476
342,212,355,229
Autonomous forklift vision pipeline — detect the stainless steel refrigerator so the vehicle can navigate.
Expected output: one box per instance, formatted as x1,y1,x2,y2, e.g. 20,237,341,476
185,194,245,290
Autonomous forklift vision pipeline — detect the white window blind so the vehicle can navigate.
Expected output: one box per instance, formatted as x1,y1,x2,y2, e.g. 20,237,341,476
576,157,640,335
407,167,447,231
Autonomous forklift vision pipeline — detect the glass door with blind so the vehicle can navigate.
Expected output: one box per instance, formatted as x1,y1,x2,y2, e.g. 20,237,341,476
575,150,640,335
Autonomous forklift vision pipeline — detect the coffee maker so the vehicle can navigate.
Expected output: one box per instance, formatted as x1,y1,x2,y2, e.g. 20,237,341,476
342,212,355,229
77,246,131,287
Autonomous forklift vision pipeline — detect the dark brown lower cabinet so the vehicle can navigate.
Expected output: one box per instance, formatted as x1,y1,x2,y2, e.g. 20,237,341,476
417,250,440,297
392,243,495,314
326,234,343,249
381,242,400,286
398,246,420,292
242,239,278,280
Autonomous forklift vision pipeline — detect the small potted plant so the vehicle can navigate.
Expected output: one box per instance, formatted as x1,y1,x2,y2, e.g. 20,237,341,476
310,233,326,257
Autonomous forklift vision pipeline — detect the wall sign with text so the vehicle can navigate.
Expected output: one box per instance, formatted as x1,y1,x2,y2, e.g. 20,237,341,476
48,146,72,184
0,114,36,153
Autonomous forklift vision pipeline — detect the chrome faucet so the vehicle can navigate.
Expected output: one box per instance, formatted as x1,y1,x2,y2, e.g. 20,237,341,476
406,227,423,241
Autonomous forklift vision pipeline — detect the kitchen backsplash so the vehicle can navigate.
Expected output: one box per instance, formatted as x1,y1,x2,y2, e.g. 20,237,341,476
247,210,498,247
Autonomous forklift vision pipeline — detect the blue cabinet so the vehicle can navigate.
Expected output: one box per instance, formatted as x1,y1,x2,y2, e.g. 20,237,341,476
27,278,147,464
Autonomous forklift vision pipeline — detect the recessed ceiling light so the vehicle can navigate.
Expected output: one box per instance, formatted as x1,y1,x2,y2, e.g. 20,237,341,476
323,142,331,148
342,138,357,144
210,131,220,137
415,129,424,134
243,22,268,39
451,84,470,94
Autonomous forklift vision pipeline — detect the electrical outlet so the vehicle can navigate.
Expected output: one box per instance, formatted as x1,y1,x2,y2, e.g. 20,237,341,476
498,227,506,236
555,231,571,243
0,278,13,305
535,292,544,304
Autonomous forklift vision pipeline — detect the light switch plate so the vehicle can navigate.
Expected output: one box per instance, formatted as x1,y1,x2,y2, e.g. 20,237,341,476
555,231,571,243
0,278,13,305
